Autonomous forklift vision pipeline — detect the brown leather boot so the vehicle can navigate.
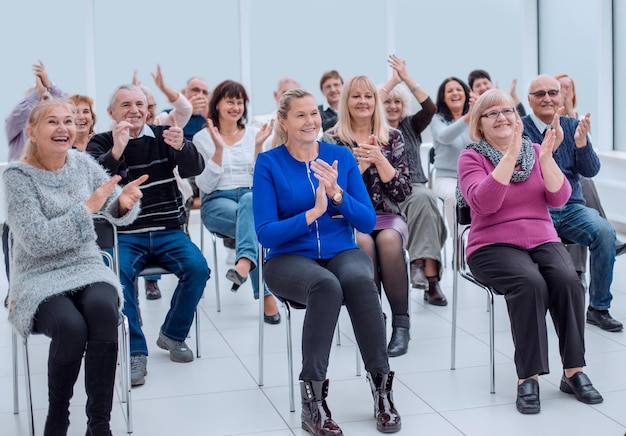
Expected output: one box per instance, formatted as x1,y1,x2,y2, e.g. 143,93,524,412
300,380,343,435
424,276,447,306
410,259,428,289
366,371,401,433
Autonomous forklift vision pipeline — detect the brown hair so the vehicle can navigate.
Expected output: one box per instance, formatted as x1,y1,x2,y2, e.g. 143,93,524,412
67,94,97,134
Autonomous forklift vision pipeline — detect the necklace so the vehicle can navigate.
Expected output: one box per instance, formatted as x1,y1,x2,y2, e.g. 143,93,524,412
221,127,241,136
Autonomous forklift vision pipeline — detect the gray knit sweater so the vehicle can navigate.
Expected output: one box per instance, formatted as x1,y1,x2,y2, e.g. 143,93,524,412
3,150,140,337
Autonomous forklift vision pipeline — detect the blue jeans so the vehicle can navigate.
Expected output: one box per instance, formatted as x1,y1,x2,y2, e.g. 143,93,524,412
118,229,210,356
200,188,265,298
550,203,616,310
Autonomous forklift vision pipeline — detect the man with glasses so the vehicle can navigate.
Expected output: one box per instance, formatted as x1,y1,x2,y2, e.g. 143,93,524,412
521,74,623,332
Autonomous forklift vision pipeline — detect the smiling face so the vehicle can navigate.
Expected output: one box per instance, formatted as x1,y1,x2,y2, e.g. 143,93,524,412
75,101,94,136
27,104,76,156
322,77,343,108
216,94,245,126
444,80,466,114
383,95,403,126
108,88,148,137
480,103,517,147
279,95,320,145
347,82,376,123
472,77,493,96
527,75,561,124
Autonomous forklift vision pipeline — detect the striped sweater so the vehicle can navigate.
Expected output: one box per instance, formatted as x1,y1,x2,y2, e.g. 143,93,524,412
87,125,205,233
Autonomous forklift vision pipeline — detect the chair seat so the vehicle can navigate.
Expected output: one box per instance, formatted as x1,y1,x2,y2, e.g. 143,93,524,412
139,264,171,277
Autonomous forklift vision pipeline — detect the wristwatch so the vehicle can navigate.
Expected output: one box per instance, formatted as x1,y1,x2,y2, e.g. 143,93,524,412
331,189,344,206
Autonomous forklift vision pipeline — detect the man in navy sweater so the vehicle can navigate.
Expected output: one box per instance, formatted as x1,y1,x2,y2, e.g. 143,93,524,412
522,74,622,332
88,85,210,386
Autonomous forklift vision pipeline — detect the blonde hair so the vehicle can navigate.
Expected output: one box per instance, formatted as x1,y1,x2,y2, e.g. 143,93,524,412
328,75,389,146
22,100,76,159
468,89,520,142
272,88,315,148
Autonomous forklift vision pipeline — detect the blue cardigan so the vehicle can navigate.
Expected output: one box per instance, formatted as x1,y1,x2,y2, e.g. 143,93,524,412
253,142,375,260
522,115,600,205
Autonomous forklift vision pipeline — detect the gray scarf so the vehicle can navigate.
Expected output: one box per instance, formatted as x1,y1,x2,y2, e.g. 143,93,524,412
456,136,535,208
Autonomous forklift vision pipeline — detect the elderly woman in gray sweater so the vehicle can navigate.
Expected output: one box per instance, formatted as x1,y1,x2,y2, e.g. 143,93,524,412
4,100,144,436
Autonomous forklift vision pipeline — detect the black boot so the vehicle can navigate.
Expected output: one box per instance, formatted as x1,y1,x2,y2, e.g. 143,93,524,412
44,358,82,436
84,342,118,436
387,315,410,357
300,380,343,435
366,371,401,433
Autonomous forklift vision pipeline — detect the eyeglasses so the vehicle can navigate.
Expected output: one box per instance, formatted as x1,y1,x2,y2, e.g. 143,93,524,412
529,89,560,98
480,108,516,119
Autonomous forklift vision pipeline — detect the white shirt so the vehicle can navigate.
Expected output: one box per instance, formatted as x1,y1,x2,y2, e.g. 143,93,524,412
193,125,259,194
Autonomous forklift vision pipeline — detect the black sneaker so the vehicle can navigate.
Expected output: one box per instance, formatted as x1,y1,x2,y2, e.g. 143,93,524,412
586,307,623,332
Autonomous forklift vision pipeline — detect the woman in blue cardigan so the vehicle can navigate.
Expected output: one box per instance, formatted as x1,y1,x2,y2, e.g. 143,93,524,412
253,88,401,435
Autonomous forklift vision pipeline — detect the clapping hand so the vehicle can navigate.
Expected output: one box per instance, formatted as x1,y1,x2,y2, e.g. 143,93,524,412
162,114,185,150
119,174,149,214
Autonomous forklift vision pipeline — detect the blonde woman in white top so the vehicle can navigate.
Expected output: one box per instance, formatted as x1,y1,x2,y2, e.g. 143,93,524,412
193,80,280,323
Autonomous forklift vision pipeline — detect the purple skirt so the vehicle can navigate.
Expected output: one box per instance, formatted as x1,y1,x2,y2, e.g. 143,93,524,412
373,212,408,249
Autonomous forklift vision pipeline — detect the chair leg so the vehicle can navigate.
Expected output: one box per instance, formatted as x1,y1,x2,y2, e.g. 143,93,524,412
22,337,35,436
488,291,496,394
119,316,133,433
12,331,19,415
284,304,295,413
211,232,221,313
195,308,201,358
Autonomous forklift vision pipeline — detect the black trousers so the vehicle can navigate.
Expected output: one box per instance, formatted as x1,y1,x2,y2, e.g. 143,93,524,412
263,249,389,381
468,242,586,379
33,282,119,364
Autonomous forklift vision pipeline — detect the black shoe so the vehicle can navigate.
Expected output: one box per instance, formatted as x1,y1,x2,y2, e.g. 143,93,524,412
145,279,162,300
387,327,410,357
263,312,281,325
616,240,626,257
516,379,540,414
586,307,623,332
559,372,603,404
226,269,247,292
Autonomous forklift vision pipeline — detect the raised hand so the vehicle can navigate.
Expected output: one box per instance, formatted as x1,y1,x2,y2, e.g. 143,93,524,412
539,127,556,163
206,118,226,149
509,78,521,105
85,175,123,214
119,174,149,213
132,70,141,86
162,114,185,150
111,121,132,160
255,119,275,148
314,183,328,215
574,113,591,148
388,54,408,82
506,119,523,160
32,60,51,89
151,64,166,93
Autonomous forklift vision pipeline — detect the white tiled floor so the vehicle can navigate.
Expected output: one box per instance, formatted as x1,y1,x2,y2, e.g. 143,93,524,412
1,212,626,435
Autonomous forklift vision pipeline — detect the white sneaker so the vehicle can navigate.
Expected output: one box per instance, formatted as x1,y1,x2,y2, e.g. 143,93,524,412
225,248,236,265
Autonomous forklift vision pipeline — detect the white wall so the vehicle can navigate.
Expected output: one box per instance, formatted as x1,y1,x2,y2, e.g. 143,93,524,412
1,0,624,226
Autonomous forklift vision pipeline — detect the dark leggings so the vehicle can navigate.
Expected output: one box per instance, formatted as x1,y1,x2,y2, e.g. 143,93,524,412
263,249,389,381
357,229,409,317
33,282,119,364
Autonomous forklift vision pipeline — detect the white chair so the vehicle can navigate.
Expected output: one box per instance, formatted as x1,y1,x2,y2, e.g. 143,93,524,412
257,246,363,413
449,204,501,394
11,216,134,435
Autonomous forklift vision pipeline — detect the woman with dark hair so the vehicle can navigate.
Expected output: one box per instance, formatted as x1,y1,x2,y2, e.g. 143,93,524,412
431,76,473,233
323,75,412,357
193,80,280,323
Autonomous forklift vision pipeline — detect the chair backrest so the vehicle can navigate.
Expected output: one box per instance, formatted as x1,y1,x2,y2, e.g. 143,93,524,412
93,215,119,276
427,147,436,189
453,204,472,273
